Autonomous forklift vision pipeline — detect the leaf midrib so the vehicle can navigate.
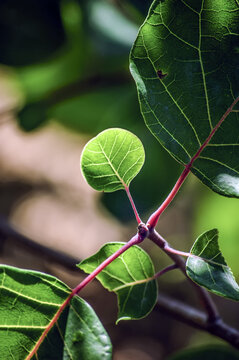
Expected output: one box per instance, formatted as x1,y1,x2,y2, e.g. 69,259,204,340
97,139,127,188
198,0,213,130
145,0,215,149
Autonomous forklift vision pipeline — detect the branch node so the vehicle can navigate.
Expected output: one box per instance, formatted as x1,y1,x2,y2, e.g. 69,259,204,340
137,222,149,242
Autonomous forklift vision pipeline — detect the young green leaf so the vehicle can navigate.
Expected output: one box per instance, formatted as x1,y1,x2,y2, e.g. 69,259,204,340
0,265,112,360
63,297,112,360
78,242,158,322
186,229,239,301
80,128,145,192
130,0,239,198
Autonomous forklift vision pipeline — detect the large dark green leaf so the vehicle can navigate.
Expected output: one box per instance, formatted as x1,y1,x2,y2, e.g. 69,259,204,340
0,265,112,359
130,0,239,197
186,229,239,300
78,242,158,322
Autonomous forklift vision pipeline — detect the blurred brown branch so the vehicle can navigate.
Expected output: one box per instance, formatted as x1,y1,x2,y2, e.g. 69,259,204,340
157,293,239,349
0,216,80,270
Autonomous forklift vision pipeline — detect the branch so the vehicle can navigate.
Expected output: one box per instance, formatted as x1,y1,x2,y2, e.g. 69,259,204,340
157,292,239,349
26,233,145,359
0,216,79,270
124,185,142,224
148,229,219,323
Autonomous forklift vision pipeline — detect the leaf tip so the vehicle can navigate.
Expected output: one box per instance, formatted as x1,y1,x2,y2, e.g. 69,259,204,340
116,316,131,324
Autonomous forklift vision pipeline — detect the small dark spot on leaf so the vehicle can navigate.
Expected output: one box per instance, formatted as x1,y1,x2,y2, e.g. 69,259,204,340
72,330,84,343
157,70,167,79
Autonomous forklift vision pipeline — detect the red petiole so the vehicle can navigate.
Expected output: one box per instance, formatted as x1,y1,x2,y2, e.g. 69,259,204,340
147,95,239,228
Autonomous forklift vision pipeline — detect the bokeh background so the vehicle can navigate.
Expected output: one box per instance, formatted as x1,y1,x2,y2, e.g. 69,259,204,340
0,0,239,358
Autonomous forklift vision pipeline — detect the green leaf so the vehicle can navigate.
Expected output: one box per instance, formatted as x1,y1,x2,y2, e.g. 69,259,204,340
130,0,239,197
63,297,112,360
0,265,112,360
78,242,158,322
186,229,239,300
194,188,239,277
80,128,145,192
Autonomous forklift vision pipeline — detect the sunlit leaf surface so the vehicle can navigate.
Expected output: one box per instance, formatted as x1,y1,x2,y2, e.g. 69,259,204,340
81,128,145,192
0,266,112,360
186,229,239,300
130,0,239,197
78,242,157,322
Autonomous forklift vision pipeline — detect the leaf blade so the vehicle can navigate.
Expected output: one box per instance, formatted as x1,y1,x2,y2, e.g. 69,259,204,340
186,229,239,300
0,265,112,360
130,0,239,197
63,297,112,360
80,128,145,192
78,242,158,322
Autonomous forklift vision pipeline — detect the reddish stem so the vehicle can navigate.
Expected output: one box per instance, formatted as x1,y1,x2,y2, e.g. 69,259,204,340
147,166,190,228
26,234,142,359
124,185,142,224
147,95,239,228
164,245,191,258
153,263,178,279
73,234,142,293
26,97,239,358
148,229,220,322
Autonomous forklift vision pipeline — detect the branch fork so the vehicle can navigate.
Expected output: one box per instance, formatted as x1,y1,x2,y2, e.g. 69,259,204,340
27,97,239,357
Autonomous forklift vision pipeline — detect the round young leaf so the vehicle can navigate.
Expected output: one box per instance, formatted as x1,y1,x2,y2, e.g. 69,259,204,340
0,265,112,360
78,242,158,322
186,229,239,301
130,0,239,198
80,128,145,192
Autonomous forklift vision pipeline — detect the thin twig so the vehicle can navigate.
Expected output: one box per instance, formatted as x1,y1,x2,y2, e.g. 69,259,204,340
124,185,142,224
148,229,220,322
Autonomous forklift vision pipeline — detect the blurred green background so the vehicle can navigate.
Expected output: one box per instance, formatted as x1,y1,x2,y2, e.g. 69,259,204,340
0,1,238,359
